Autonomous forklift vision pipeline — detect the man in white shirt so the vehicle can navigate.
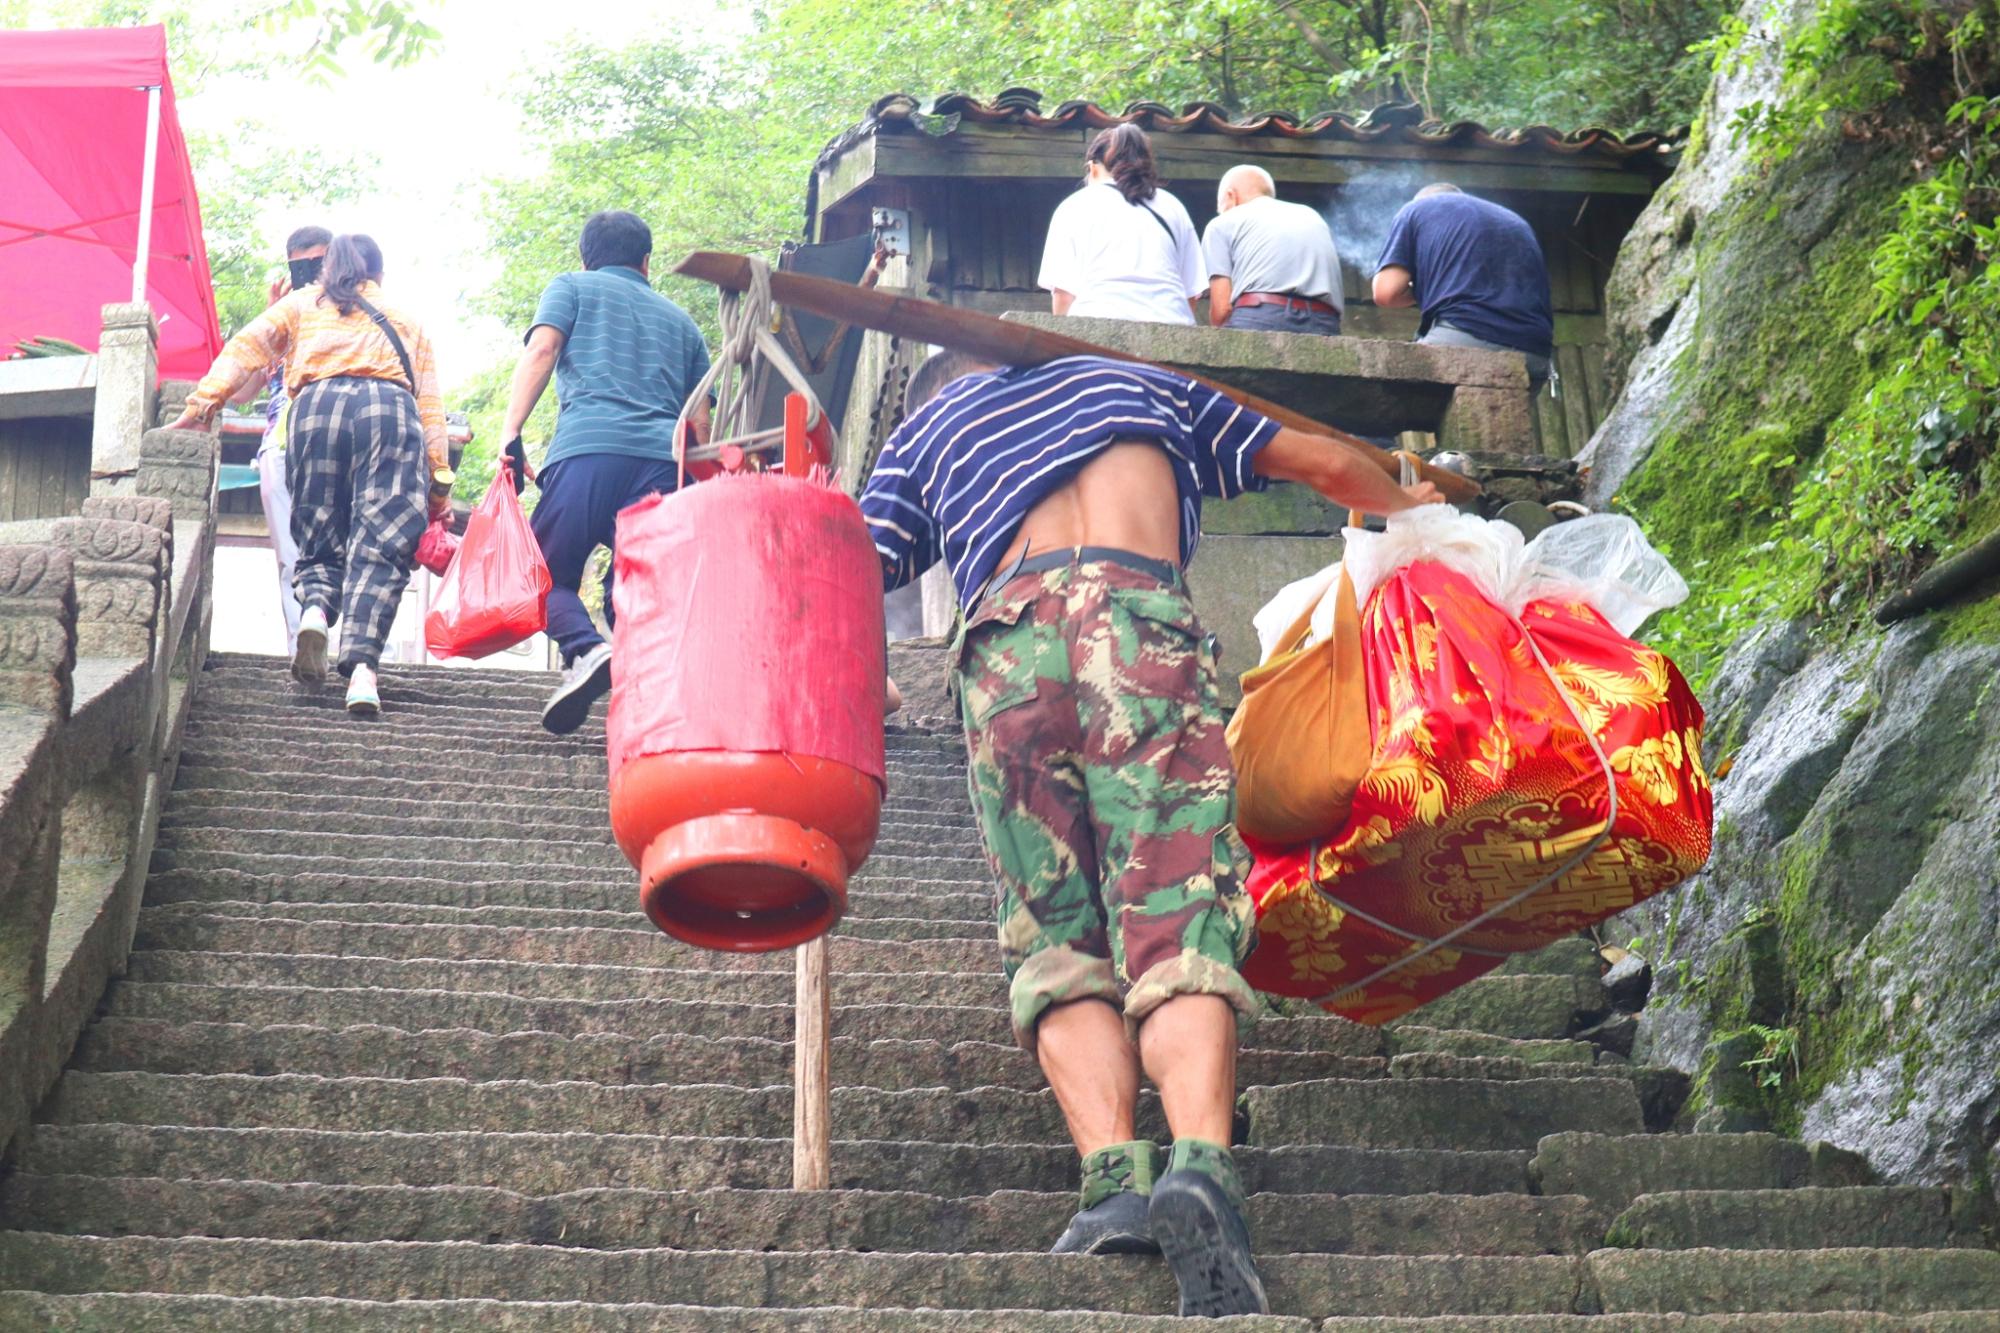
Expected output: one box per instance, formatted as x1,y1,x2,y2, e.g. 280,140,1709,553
1038,125,1206,326
1202,165,1345,336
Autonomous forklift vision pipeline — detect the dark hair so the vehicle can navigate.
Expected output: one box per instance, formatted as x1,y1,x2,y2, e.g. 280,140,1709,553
580,210,653,272
284,225,332,256
318,234,385,316
1086,124,1160,205
904,350,997,418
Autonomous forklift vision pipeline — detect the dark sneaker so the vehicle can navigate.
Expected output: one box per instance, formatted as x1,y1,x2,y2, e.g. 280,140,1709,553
542,642,613,735
1050,1189,1158,1255
1149,1169,1268,1317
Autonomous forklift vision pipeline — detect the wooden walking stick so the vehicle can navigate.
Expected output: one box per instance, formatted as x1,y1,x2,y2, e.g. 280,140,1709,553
793,918,832,1189
673,251,1482,506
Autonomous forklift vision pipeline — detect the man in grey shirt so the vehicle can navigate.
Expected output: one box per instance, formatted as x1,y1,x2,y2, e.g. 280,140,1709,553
1202,165,1345,336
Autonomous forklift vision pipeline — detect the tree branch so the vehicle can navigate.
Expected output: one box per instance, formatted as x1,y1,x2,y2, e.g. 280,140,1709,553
1269,0,1352,73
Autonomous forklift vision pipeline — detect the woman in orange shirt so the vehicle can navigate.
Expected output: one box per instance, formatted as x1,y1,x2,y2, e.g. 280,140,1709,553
173,234,450,716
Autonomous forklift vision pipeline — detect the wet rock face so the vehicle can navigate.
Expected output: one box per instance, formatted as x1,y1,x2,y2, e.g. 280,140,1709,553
1625,620,2000,1189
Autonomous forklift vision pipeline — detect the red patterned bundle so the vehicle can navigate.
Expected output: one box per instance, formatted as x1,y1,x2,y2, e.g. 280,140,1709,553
1239,520,1713,1025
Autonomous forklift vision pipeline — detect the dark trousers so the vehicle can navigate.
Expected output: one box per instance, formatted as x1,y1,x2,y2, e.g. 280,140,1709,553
1224,302,1341,336
530,453,680,663
286,376,427,674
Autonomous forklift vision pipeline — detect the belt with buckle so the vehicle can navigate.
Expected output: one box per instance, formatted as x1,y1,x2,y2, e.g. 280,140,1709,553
975,545,1180,607
1233,291,1338,316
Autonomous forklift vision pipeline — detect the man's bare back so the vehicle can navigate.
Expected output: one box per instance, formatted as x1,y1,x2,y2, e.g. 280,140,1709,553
999,441,1184,569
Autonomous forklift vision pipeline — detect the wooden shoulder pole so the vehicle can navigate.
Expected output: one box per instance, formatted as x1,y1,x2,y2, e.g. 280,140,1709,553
672,250,1483,507
793,934,831,1190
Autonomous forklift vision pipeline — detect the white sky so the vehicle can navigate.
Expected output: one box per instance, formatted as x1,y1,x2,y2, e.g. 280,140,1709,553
174,0,741,388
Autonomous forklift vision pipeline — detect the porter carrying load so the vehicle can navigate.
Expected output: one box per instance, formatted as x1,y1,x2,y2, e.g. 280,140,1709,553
1231,505,1713,1024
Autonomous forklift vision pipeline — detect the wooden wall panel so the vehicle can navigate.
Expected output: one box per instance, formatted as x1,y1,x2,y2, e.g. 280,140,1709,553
0,417,89,521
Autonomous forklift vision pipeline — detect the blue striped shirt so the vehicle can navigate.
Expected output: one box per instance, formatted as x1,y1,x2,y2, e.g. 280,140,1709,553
860,356,1280,607
531,266,711,469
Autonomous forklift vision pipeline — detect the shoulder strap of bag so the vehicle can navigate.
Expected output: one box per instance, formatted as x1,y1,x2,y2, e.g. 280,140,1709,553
353,296,417,394
1137,200,1177,244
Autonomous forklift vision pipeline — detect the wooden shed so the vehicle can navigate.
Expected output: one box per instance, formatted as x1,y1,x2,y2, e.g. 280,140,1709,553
808,91,1676,460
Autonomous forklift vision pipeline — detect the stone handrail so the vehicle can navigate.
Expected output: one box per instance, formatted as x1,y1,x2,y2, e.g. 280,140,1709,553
0,307,217,1157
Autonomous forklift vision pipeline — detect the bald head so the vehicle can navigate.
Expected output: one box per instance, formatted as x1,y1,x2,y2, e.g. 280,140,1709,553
1217,164,1275,213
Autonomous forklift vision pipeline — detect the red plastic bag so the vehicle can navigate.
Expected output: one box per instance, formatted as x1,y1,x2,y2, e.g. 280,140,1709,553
423,468,549,659
413,515,460,575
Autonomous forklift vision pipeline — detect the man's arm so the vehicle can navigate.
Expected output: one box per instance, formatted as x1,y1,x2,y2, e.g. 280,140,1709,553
1207,276,1234,327
1050,289,1076,316
1253,425,1441,514
501,324,563,445
1373,266,1417,309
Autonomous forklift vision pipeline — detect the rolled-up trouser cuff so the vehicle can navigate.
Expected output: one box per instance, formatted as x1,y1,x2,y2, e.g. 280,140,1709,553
1124,947,1262,1042
1010,946,1121,1052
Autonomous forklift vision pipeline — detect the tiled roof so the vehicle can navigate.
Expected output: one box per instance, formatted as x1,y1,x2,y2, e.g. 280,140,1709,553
824,89,1677,170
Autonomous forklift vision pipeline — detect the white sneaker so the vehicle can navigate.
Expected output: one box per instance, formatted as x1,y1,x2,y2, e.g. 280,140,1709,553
542,641,613,735
345,663,381,717
293,606,329,686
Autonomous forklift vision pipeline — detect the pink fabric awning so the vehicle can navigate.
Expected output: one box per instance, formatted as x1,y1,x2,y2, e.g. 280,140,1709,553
0,25,223,381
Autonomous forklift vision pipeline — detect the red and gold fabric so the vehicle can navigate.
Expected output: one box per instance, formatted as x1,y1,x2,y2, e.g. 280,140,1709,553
1240,558,1712,1025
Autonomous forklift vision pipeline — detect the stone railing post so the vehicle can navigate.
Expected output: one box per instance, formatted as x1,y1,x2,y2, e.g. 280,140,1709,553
0,544,77,1128
135,426,219,520
88,304,160,497
52,515,168,661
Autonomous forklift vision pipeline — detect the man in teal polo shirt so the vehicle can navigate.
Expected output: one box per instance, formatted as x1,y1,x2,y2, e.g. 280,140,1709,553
501,210,712,733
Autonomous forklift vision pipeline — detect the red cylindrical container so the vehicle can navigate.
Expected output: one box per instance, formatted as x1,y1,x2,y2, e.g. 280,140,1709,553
607,474,887,952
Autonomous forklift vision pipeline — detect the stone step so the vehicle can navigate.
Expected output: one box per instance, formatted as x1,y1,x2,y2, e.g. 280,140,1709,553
139,887,995,928
175,733,969,781
18,1124,1535,1197
1587,1246,2000,1315
6,1296,1996,1333
1531,1133,1876,1211
148,846,991,887
1394,975,1608,1041
47,1072,1594,1151
153,825,984,870
167,772,975,817
139,869,992,918
1492,938,1602,980
158,797,982,838
1384,1054,1690,1134
71,1021,1385,1090
0,1233,1589,1316
104,982,1380,1054
1243,1077,1644,1151
133,916,998,970
122,953,1011,1010
0,1176,1602,1255
1608,1187,1976,1251
1387,1027,1599,1065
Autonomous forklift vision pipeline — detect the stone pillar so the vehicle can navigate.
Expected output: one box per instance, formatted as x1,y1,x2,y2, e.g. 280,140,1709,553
0,545,77,718
134,427,218,520
0,545,77,1057
1437,385,1538,455
52,516,167,660
88,304,160,497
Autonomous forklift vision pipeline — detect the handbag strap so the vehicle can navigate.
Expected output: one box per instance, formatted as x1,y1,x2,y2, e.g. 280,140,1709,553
353,296,418,394
1137,200,1177,244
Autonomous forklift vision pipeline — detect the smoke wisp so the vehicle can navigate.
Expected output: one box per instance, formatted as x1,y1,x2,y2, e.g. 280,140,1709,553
1325,162,1434,277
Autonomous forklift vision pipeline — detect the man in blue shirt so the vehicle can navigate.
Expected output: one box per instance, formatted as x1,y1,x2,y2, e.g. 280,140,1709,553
862,351,1438,1316
501,210,712,733
1372,183,1554,388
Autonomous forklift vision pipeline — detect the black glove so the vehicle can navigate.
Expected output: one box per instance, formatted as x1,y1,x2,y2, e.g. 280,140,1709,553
503,436,533,492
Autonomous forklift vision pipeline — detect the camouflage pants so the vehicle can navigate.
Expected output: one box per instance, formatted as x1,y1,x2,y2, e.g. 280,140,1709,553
954,559,1259,1050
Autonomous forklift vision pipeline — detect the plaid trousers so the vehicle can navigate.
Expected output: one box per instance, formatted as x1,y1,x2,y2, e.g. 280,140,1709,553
286,376,427,675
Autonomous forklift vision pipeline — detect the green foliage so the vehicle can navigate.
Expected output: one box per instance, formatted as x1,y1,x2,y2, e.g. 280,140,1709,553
1631,2,2000,690
190,127,376,336
1720,1021,1802,1091
258,0,441,79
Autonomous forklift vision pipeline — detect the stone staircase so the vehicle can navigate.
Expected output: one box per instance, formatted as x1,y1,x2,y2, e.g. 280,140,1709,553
0,651,1995,1329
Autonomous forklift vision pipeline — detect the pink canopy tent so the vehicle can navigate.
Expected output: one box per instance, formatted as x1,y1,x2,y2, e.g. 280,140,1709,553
0,25,223,381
